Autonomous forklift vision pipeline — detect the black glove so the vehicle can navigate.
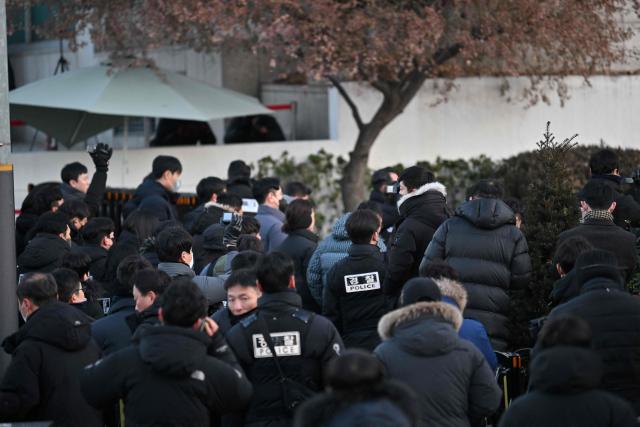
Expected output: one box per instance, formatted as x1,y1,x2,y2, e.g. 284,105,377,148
89,143,113,171
223,213,243,250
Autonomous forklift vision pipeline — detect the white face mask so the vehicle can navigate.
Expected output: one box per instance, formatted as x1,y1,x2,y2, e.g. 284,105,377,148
174,179,182,192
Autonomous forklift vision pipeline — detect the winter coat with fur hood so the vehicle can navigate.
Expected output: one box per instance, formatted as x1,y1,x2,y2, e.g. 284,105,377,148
419,198,532,351
435,278,497,371
383,182,450,299
374,301,501,427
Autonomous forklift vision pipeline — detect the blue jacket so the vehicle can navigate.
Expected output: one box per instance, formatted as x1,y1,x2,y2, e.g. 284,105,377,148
306,213,387,306
435,278,497,371
255,204,287,252
91,297,136,356
123,178,176,220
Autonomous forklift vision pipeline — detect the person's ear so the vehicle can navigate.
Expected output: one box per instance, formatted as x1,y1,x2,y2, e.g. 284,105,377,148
288,275,296,290
256,282,264,293
179,250,191,264
210,193,218,203
556,263,565,277
148,291,157,304
158,307,164,323
608,201,617,213
580,201,590,212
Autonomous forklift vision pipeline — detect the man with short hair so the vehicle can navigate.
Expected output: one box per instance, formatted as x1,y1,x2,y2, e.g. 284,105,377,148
587,148,640,229
127,268,171,335
226,252,344,427
254,177,288,252
91,255,152,355
81,279,253,426
324,209,391,350
420,179,531,350
17,211,72,275
383,166,450,299
60,143,112,216
227,159,254,199
548,249,640,415
52,267,103,319
283,181,312,204
59,199,90,245
156,226,227,307
76,217,115,281
0,273,102,426
213,268,262,335
184,176,228,235
123,155,182,220
556,180,637,282
549,236,593,307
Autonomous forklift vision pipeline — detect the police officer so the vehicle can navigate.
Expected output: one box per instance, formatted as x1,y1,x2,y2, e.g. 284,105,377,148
323,209,392,351
226,252,344,427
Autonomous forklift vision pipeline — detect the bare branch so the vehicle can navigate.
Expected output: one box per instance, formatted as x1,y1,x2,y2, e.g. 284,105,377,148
327,75,364,131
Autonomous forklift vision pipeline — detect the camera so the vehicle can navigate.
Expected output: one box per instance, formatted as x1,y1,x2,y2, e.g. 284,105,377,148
385,182,400,194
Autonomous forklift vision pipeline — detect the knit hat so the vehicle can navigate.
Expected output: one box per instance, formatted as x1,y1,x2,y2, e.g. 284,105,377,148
400,278,442,307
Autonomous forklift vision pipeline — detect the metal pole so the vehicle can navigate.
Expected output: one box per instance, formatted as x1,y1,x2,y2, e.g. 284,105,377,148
0,0,18,377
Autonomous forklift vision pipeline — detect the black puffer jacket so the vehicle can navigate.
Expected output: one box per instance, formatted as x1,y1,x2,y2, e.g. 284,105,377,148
17,233,70,275
556,217,637,282
369,190,400,234
102,230,140,285
420,198,531,350
0,302,102,426
589,175,640,229
123,178,176,220
548,277,640,415
294,380,418,427
374,301,501,427
183,203,226,236
81,326,253,427
383,182,450,298
499,346,638,427
324,244,392,350
277,229,320,312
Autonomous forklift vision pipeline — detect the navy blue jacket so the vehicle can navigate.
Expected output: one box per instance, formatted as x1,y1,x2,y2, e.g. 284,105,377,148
91,297,136,356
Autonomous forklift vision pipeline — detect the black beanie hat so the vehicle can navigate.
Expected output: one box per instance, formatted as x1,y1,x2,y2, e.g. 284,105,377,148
575,249,623,287
400,278,442,307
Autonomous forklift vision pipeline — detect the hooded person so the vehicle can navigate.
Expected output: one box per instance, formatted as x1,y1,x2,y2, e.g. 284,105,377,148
375,278,501,427
226,160,254,199
306,211,387,307
420,179,532,350
294,350,418,427
81,278,253,426
383,166,450,300
499,316,637,427
547,249,640,415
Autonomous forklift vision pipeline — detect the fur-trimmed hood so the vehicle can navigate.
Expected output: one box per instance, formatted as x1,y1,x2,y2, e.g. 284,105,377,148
434,277,468,311
378,301,462,349
397,181,447,209
204,201,237,213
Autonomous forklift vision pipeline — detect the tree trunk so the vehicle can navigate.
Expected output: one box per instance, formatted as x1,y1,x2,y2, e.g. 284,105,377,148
337,73,429,211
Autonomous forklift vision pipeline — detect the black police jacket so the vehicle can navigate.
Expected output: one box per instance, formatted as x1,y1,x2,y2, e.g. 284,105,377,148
226,291,344,427
323,244,392,351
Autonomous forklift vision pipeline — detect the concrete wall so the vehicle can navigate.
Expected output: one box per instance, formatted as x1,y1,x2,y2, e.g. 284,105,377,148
338,76,640,169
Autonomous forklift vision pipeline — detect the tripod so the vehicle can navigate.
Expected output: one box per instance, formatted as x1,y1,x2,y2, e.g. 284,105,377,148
29,39,69,151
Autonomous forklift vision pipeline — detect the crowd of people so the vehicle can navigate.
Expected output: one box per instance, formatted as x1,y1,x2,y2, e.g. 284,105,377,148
1,144,639,426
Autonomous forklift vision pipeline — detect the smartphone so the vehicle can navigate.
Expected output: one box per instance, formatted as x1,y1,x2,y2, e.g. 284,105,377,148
222,212,233,224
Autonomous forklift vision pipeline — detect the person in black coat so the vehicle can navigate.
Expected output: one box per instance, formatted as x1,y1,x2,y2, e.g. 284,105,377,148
226,252,344,427
549,236,593,307
226,160,254,199
81,279,253,427
548,249,640,415
324,209,391,350
59,143,112,217
556,180,637,281
0,273,102,426
92,255,152,356
383,166,450,299
368,168,400,237
123,155,182,220
17,211,71,275
587,148,640,230
15,182,64,256
420,180,532,350
76,217,115,281
500,315,637,427
276,199,320,312
294,350,418,427
212,269,261,336
183,176,227,234
375,278,501,427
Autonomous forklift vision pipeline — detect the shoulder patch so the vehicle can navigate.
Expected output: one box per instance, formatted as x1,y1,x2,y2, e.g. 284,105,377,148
344,272,381,293
291,309,314,324
239,313,258,328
